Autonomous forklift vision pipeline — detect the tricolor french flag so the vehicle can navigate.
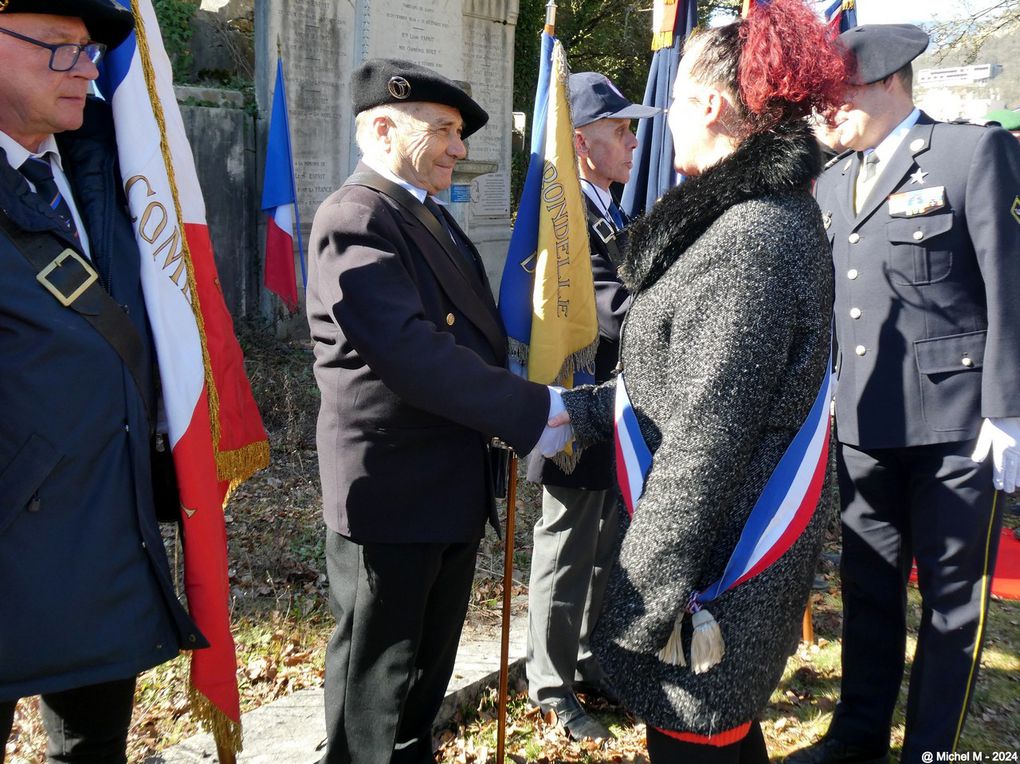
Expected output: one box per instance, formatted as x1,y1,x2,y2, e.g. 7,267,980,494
101,0,269,753
261,58,304,313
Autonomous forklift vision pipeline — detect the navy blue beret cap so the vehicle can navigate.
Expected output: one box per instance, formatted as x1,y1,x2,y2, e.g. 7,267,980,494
0,0,134,47
351,58,489,139
840,24,930,85
568,72,659,128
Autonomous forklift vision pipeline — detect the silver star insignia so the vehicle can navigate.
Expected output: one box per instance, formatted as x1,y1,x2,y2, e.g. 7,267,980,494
910,169,928,185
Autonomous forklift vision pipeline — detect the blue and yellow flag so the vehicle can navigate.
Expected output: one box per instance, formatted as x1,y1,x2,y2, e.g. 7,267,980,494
499,35,597,391
820,0,857,32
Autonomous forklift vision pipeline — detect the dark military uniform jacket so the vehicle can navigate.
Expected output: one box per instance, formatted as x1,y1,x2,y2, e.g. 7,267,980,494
306,163,549,544
816,113,1020,449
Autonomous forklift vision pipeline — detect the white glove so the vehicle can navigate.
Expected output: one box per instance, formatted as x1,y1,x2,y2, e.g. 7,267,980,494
535,386,574,457
971,417,1020,493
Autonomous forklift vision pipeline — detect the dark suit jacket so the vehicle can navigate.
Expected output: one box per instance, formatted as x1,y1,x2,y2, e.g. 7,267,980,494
306,163,550,543
816,114,1020,448
528,194,633,489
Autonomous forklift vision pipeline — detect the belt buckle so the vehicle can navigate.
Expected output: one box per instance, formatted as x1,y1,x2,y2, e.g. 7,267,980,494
36,248,98,307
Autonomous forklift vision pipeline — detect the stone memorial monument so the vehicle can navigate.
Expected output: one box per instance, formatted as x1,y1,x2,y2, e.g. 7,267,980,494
255,0,519,298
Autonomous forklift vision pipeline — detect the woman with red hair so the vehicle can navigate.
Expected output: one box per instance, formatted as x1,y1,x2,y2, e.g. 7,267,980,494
554,0,847,760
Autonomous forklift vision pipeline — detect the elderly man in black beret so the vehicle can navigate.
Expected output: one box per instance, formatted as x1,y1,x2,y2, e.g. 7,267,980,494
306,59,570,763
0,1,208,760
790,24,1020,764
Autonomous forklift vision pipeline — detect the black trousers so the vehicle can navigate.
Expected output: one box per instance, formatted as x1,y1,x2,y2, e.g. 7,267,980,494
0,677,136,763
320,530,480,764
831,441,1001,761
646,722,768,764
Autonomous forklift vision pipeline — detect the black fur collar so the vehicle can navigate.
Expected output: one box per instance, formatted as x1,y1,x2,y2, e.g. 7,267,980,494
621,121,822,291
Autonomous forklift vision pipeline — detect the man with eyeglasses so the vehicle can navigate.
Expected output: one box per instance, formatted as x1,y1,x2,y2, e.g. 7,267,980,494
0,2,205,761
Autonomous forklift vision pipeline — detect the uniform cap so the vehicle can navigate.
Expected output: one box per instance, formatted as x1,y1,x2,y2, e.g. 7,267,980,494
568,72,659,128
839,24,930,85
351,58,489,139
0,0,134,48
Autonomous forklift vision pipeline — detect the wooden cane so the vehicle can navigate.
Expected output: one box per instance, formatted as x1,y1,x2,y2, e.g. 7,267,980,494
496,452,518,764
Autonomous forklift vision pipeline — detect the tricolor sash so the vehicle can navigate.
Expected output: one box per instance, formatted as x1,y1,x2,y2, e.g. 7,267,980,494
613,359,834,671
614,372,653,517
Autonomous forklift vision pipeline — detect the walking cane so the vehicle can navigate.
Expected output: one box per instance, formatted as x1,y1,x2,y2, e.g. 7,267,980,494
496,448,518,764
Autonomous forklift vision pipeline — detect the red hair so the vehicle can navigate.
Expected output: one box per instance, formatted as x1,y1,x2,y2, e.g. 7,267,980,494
738,0,848,129
686,0,848,135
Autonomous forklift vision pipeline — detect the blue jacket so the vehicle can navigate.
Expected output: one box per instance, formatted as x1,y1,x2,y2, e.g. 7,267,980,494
0,99,204,701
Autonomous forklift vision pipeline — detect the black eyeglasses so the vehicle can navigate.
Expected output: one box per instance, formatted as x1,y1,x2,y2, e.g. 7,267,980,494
0,26,106,72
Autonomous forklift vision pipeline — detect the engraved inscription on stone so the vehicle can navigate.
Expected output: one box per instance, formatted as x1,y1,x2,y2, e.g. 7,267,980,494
360,0,464,79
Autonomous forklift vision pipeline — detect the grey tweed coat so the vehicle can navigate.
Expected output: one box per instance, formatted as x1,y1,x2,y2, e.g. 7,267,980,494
562,123,834,736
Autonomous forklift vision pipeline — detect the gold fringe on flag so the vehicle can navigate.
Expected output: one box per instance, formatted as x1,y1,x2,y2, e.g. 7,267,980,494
188,684,243,760
651,0,680,52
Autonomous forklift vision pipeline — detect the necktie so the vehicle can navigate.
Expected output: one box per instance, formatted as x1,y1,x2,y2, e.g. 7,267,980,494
423,197,478,274
20,155,79,240
854,152,881,215
607,201,626,231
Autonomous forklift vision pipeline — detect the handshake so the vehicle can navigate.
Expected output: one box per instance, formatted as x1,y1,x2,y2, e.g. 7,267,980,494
535,387,574,458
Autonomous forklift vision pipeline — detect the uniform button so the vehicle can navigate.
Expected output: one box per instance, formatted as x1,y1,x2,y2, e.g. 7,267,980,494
847,269,859,280
848,233,860,244
446,313,455,326
141,541,147,549
124,423,130,433
912,230,923,241
850,307,862,319
855,345,867,356
962,357,974,367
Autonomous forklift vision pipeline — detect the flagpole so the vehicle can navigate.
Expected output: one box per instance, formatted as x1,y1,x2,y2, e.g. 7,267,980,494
544,0,557,35
496,446,518,763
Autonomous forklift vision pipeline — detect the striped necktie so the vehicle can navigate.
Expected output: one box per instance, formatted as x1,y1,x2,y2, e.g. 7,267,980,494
20,155,79,240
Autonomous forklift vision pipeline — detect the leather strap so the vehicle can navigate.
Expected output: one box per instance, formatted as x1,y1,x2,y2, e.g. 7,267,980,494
587,207,622,264
0,212,153,423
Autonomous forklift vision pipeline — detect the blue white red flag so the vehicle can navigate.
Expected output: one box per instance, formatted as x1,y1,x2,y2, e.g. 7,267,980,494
819,0,858,33
613,372,653,517
99,0,269,753
261,58,305,313
693,366,833,608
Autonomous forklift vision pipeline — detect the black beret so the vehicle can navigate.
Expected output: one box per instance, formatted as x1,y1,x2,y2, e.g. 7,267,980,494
0,0,134,48
351,58,489,139
840,24,930,85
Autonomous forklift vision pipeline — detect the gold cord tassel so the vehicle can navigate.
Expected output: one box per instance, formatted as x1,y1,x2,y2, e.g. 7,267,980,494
689,609,724,674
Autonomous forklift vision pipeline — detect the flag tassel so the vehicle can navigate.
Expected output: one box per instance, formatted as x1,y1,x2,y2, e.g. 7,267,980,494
216,440,271,487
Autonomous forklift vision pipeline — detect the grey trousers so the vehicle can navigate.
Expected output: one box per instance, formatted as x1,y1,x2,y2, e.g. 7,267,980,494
526,485,620,705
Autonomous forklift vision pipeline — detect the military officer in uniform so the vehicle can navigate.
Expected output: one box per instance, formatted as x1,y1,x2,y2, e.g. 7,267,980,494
790,25,1020,764
525,71,655,740
306,60,571,763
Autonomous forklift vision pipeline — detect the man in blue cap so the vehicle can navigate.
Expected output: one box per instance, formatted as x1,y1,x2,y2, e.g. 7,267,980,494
525,71,656,741
791,23,1020,764
0,0,207,760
